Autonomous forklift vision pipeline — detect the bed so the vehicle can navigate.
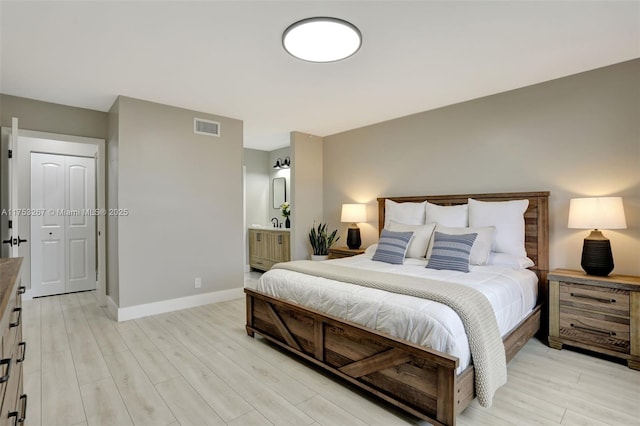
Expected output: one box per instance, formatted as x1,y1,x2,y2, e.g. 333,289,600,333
245,191,549,426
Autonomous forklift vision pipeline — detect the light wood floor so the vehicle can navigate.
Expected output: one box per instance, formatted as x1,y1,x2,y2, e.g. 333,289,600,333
22,282,640,426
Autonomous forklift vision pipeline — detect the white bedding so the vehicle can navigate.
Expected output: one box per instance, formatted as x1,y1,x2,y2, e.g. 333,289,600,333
256,253,538,373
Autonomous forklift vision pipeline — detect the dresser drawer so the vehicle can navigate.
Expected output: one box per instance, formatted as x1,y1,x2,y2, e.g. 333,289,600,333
559,306,630,353
0,358,20,426
250,257,275,272
559,282,629,317
2,307,21,361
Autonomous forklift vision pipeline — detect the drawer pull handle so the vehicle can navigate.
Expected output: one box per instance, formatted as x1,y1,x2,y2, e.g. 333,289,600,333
570,323,616,337
570,293,615,304
0,358,12,383
10,307,22,328
8,394,27,426
17,342,26,363
18,286,26,295
19,394,27,424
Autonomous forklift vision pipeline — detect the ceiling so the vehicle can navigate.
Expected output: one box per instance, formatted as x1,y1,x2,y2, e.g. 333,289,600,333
1,1,639,151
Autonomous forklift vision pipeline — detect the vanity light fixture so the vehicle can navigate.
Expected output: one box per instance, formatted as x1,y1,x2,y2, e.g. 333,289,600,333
273,156,291,169
282,17,362,63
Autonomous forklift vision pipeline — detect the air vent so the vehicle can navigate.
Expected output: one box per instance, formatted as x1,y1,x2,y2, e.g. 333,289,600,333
194,118,220,137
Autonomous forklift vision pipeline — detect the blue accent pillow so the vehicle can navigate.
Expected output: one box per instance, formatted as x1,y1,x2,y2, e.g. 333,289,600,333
372,229,414,265
426,232,478,273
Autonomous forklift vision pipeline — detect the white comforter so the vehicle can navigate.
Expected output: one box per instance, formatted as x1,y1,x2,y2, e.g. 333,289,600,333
256,253,538,372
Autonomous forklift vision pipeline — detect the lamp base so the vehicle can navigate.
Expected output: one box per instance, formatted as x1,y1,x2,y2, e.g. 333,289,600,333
581,230,614,276
347,227,361,250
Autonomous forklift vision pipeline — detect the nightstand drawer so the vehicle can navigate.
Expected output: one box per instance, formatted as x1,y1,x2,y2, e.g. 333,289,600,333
559,306,630,353
559,282,629,317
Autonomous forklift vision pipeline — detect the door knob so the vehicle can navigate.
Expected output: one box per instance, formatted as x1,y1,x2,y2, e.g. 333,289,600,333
1,238,12,246
17,236,27,246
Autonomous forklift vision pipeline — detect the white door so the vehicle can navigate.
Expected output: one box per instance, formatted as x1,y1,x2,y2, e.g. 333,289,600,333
30,153,96,297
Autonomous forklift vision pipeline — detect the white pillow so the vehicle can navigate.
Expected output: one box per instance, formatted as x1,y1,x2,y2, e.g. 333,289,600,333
388,220,436,259
487,252,535,269
384,199,426,228
468,198,529,257
426,225,495,265
425,202,468,227
364,244,378,257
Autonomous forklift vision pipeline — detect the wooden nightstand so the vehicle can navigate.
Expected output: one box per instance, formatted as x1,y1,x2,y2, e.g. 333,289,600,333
548,269,640,369
328,246,366,259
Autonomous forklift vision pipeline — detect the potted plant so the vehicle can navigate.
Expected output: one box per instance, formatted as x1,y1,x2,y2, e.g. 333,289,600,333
309,222,340,261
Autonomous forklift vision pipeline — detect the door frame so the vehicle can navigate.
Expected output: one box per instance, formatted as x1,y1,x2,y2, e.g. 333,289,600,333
13,129,106,306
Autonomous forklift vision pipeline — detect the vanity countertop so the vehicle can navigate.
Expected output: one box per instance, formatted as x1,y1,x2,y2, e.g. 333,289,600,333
0,257,23,321
249,225,290,232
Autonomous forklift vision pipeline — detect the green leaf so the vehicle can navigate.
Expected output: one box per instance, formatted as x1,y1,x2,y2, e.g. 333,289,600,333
308,222,340,255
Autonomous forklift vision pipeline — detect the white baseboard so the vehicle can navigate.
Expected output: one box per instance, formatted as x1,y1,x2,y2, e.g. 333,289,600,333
112,287,245,322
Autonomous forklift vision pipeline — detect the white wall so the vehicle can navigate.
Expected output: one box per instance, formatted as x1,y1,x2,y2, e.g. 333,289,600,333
291,131,324,260
244,148,270,227
268,147,291,225
113,96,244,308
323,59,640,275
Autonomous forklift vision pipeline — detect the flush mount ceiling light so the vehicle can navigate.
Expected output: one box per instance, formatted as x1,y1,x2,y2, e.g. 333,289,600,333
282,17,362,63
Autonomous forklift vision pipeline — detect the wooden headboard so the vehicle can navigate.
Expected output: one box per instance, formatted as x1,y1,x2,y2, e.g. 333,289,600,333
376,191,550,281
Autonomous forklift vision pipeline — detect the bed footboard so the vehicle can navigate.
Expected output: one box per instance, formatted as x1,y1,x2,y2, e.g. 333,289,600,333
245,288,471,426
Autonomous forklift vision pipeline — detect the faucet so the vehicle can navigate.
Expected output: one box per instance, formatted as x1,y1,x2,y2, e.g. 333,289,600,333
271,217,280,228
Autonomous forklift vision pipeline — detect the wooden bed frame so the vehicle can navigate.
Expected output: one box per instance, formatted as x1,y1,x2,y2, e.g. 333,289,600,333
245,191,549,426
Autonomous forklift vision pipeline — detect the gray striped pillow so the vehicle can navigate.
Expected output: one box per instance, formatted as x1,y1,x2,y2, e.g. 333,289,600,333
371,229,414,265
426,232,478,272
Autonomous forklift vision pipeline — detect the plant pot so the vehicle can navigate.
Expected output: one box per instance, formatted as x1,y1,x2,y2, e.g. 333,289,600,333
285,217,291,228
311,255,329,261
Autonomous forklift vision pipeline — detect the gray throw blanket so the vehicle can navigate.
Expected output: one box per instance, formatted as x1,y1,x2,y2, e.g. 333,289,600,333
273,260,507,407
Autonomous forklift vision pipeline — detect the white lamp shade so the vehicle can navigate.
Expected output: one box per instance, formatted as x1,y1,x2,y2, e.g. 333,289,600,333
568,197,627,230
341,203,367,223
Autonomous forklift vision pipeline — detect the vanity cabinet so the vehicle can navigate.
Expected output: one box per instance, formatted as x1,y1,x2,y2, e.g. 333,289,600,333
249,229,290,271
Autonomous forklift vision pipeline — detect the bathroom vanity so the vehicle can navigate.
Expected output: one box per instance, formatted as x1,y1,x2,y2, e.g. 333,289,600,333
248,228,290,271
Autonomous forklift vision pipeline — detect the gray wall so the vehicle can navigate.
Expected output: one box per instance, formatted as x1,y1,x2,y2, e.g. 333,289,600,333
107,100,120,304
323,59,640,275
0,94,108,139
113,96,244,308
291,131,324,260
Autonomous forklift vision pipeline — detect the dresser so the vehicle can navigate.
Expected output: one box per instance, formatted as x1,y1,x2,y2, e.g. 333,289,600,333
548,268,640,369
249,229,290,271
0,258,27,425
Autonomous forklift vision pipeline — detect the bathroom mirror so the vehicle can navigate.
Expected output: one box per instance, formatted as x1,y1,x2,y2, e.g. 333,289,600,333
273,177,286,208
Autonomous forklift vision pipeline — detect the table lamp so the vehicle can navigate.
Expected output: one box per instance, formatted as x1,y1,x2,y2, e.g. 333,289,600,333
568,197,627,276
341,204,367,249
